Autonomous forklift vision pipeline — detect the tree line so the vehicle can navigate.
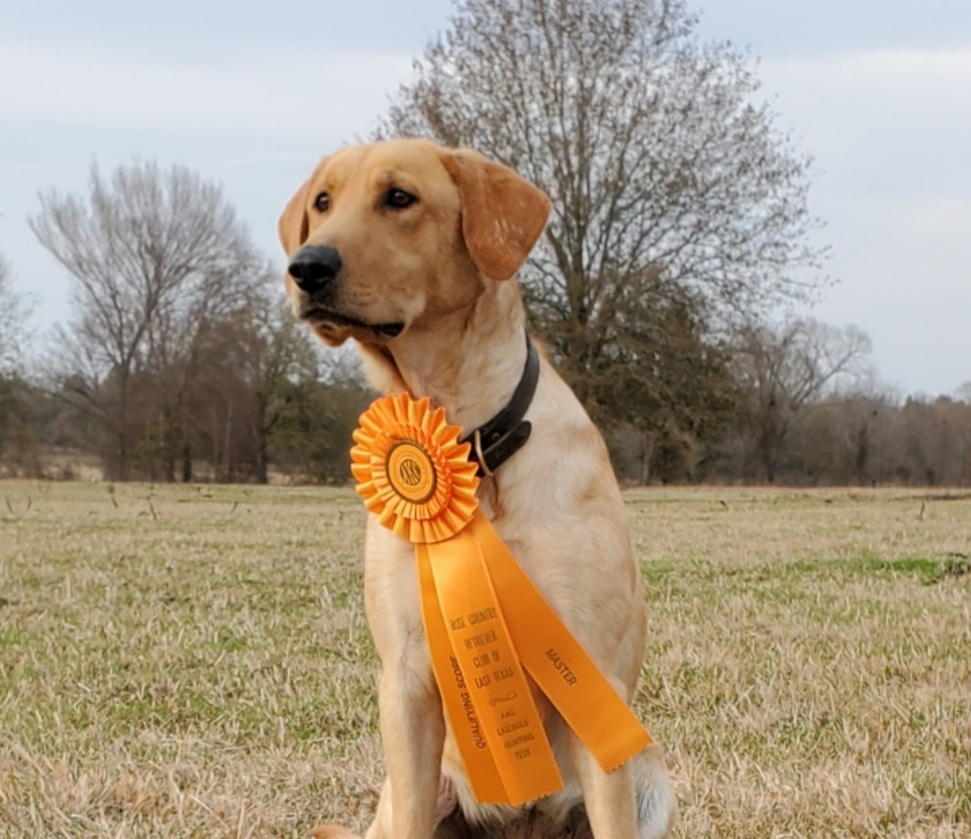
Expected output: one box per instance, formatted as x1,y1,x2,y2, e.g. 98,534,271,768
1,191,369,485
1,0,967,487
1,174,968,486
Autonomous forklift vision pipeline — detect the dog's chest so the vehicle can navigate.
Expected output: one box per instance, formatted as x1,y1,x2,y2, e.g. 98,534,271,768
361,504,525,668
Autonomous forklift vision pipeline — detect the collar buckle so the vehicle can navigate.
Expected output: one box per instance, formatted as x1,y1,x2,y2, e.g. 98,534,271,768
472,429,495,479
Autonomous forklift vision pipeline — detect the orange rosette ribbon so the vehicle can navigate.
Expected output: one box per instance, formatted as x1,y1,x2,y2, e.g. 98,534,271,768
351,394,652,806
351,393,479,544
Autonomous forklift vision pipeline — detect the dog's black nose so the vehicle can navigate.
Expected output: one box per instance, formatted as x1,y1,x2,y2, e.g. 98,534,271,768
288,245,343,293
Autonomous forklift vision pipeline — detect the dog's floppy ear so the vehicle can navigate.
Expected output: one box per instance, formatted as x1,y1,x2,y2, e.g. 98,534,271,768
442,149,552,281
278,179,311,257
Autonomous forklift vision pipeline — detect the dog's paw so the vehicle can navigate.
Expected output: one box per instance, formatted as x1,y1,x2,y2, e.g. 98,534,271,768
634,745,680,839
309,825,361,839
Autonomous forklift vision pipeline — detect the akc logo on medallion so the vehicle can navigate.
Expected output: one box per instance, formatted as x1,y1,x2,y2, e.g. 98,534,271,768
387,440,437,504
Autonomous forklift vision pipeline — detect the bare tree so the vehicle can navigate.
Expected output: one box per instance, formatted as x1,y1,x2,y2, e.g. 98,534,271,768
730,318,872,482
594,283,738,483
380,0,827,442
797,391,894,485
0,254,29,378
192,297,321,483
886,397,971,486
143,255,276,482
31,162,267,480
0,255,35,466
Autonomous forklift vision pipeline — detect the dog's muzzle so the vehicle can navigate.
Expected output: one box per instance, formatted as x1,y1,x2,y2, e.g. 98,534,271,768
288,245,406,339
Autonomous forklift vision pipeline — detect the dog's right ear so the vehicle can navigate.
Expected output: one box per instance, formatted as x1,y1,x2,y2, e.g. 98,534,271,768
278,179,311,257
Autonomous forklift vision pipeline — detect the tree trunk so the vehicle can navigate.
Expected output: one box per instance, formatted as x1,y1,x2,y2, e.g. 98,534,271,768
854,423,869,486
638,431,657,486
221,399,234,482
255,436,268,485
181,441,192,483
117,372,131,481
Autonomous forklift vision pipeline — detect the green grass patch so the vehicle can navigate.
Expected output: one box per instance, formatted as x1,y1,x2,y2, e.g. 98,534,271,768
2,482,970,837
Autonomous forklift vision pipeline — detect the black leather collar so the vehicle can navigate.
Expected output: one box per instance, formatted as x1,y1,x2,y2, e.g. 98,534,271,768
462,332,540,477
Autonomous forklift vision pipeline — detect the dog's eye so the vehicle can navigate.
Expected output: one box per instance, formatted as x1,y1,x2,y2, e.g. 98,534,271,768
385,188,417,210
314,192,330,212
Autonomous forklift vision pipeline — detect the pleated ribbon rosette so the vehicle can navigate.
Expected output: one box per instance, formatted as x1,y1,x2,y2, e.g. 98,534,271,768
351,393,652,805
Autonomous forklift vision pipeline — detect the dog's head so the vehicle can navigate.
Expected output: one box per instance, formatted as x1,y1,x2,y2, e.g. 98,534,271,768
278,139,551,347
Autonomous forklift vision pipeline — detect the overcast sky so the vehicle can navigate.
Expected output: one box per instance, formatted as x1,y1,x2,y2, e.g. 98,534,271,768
2,0,969,397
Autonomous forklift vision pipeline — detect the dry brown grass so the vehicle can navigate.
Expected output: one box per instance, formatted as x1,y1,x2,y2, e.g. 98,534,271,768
1,481,969,837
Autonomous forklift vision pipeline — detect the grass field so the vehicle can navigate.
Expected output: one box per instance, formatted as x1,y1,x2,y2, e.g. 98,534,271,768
1,480,969,838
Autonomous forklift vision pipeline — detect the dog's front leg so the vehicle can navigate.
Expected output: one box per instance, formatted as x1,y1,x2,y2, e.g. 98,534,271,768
369,663,445,839
570,733,639,839
570,732,677,839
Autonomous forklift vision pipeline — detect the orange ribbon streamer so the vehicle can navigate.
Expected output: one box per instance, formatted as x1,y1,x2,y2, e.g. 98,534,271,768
418,532,563,803
351,394,651,805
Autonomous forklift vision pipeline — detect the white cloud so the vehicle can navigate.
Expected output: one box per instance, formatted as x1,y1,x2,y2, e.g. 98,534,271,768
780,46,971,81
0,35,412,139
762,48,971,170
758,48,971,394
0,32,417,340
4,28,970,396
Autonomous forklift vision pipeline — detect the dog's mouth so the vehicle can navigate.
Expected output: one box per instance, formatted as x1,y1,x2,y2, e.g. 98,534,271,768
301,305,405,339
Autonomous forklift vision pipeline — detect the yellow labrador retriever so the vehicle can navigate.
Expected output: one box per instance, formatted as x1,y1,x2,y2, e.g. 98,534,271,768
278,139,677,839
